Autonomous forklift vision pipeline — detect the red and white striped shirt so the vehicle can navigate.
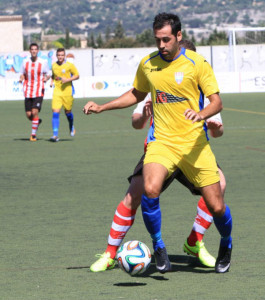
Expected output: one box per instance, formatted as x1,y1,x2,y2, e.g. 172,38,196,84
21,57,49,98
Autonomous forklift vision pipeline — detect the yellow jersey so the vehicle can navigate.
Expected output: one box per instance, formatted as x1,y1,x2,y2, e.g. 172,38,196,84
133,47,220,147
52,61,79,96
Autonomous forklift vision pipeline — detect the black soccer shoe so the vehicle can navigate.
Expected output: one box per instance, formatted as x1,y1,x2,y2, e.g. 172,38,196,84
215,245,232,273
154,247,172,274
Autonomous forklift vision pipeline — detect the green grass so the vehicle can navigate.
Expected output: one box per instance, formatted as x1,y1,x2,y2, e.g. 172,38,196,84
0,93,265,300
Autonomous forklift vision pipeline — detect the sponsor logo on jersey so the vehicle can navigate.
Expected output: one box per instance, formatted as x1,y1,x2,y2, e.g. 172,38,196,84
150,67,162,72
155,89,188,104
175,72,184,84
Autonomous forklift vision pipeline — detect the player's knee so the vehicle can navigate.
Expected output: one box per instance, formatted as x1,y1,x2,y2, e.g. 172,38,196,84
144,182,160,198
211,203,226,217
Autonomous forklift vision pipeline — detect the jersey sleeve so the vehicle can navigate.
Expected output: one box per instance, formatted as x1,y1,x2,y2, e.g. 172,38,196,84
133,58,150,93
70,63,79,76
197,57,220,97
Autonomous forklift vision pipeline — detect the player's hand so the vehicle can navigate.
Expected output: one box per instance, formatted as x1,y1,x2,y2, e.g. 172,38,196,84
83,101,102,114
206,119,222,130
184,109,203,123
206,119,223,138
61,77,68,84
143,99,152,118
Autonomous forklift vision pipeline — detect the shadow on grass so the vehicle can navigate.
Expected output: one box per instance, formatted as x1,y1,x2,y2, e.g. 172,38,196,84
13,138,74,142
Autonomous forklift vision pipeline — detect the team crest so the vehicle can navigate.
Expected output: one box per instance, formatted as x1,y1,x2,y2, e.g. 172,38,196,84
175,72,184,84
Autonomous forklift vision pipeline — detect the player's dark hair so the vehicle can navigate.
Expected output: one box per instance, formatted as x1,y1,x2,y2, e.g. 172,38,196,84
153,13,181,36
29,43,39,50
56,48,65,54
179,39,196,52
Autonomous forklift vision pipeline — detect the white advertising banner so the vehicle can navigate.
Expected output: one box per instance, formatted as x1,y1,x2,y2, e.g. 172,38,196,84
0,72,265,101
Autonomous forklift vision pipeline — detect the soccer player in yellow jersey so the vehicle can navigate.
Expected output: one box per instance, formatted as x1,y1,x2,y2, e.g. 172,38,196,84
83,13,233,274
50,48,79,142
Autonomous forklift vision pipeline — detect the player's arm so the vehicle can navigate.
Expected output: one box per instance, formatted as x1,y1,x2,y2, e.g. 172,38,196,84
184,93,223,123
132,99,152,129
19,74,24,83
83,88,147,115
61,74,79,84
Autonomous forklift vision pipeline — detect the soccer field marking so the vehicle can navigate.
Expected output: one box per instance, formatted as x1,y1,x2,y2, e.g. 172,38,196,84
246,146,265,153
224,107,265,116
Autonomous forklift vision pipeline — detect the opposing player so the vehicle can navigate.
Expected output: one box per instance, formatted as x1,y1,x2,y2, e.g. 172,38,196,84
84,13,233,274
19,43,50,141
50,48,79,142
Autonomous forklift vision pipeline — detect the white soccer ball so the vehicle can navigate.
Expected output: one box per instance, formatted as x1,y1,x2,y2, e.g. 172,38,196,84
116,240,152,276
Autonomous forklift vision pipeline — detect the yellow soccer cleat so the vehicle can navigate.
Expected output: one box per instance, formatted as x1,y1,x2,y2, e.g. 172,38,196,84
183,239,216,267
30,135,37,142
90,252,115,272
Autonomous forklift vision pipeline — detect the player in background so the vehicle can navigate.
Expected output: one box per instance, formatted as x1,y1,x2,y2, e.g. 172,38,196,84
89,40,226,273
19,43,50,141
50,48,79,142
84,13,233,274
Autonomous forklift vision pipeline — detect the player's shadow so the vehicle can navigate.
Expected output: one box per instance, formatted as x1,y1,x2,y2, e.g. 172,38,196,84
14,138,44,142
47,138,74,143
114,282,147,287
137,254,215,278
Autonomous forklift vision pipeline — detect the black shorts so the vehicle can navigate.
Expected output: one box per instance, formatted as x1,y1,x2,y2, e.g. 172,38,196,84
127,153,203,196
25,97,43,112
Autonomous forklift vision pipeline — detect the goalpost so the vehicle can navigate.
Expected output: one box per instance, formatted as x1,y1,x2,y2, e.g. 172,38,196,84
228,27,265,72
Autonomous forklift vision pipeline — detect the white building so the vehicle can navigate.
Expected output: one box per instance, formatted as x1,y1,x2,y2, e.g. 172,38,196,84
0,15,23,52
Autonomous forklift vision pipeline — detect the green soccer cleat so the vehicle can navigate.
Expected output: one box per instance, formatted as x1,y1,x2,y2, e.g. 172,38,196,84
90,252,115,272
183,239,216,268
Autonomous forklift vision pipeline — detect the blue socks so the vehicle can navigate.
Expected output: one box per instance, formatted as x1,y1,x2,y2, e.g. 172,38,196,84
141,194,165,251
52,112,60,137
66,112,74,131
214,205,233,248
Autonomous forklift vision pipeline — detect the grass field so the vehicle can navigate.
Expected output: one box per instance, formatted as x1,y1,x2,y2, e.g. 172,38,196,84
0,93,265,300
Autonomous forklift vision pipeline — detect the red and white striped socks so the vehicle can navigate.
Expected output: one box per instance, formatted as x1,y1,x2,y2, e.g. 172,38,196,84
31,118,40,136
106,201,136,259
187,197,213,246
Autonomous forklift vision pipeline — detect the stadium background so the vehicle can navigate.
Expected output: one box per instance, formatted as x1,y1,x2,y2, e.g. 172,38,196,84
1,43,265,101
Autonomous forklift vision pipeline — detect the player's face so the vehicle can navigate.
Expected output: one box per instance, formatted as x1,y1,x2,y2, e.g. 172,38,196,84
154,25,182,60
30,46,39,60
56,51,65,64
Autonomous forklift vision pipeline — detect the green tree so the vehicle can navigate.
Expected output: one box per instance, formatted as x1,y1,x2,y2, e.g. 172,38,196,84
87,32,96,48
65,28,70,49
136,29,155,47
105,26,111,41
114,21,125,39
207,29,227,45
96,33,104,48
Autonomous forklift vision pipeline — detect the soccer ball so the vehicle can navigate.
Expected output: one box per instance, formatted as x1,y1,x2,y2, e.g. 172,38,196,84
116,240,152,276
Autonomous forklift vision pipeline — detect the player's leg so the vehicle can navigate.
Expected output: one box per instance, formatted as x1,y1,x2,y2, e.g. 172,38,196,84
90,156,145,272
141,161,171,273
90,175,143,272
64,96,75,136
180,143,232,273
172,169,216,267
200,182,232,273
29,97,43,141
50,96,62,142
